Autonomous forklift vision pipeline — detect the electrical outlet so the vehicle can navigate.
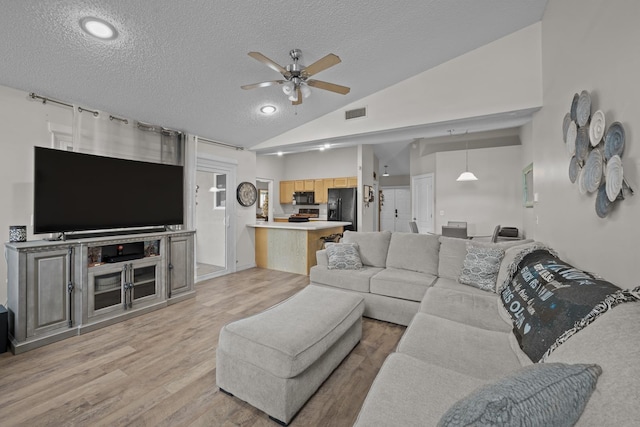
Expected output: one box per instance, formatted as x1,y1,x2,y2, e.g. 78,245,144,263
439,210,445,216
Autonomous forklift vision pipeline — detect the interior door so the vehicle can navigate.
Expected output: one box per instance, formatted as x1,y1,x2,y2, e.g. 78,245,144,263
195,157,236,281
380,187,411,232
412,173,435,233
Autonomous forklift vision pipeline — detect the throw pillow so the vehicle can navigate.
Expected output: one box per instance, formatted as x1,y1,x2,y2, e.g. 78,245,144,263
325,243,363,270
500,248,639,362
438,363,602,427
459,242,505,292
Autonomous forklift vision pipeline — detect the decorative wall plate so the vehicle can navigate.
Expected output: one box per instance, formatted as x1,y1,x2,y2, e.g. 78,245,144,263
604,121,625,160
575,125,590,162
596,184,612,218
606,155,624,202
589,110,605,146
584,148,603,193
569,156,580,183
576,90,591,127
236,181,257,207
562,113,572,142
577,165,588,195
566,121,577,156
570,93,579,122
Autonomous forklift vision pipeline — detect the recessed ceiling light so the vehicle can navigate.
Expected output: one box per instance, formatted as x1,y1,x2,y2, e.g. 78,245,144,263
260,105,277,115
80,17,118,40
324,143,331,149
277,151,283,156
319,146,325,151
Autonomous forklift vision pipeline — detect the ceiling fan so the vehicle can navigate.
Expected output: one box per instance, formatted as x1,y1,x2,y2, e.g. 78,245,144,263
241,49,350,105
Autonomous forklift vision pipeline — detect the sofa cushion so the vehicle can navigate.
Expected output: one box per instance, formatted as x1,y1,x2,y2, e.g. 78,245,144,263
325,242,362,270
500,248,637,362
354,353,486,427
370,267,436,302
434,277,496,297
459,241,505,292
397,313,523,380
438,363,601,427
385,232,440,275
309,265,382,293
218,285,364,378
546,303,640,427
419,287,511,332
437,236,468,280
342,230,391,267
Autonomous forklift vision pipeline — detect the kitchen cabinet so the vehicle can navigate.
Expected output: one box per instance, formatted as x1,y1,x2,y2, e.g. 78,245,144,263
294,180,305,191
347,176,358,187
333,177,348,188
304,180,315,191
280,180,294,204
314,179,325,203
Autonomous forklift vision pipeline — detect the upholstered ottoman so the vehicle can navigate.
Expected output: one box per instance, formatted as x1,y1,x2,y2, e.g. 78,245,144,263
216,285,365,425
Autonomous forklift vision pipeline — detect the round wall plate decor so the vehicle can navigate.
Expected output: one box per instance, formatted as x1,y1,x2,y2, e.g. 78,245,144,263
236,181,257,207
576,125,590,162
596,183,613,218
566,121,577,156
604,121,625,160
606,155,624,202
576,90,591,127
563,113,572,142
584,148,603,193
589,110,606,146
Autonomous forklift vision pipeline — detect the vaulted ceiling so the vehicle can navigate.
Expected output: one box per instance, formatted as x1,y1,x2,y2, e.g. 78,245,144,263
0,1,547,158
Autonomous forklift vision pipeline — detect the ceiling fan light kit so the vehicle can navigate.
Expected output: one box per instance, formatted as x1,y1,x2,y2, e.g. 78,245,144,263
242,48,350,105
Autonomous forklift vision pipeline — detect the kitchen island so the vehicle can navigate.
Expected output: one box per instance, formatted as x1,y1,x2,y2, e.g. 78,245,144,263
248,221,351,275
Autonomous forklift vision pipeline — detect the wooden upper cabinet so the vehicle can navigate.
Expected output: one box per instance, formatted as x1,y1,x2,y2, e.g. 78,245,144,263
314,179,325,203
333,177,348,188
294,180,305,191
347,176,358,187
304,180,315,191
279,181,294,204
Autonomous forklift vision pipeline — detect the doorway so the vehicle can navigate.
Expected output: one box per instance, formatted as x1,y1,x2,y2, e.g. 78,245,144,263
380,187,411,232
195,156,236,281
411,173,435,234
256,178,274,221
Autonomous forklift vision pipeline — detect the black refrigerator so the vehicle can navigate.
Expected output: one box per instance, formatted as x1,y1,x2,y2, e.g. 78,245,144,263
327,188,357,231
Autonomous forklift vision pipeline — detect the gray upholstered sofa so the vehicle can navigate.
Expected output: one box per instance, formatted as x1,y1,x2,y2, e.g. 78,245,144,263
309,231,640,426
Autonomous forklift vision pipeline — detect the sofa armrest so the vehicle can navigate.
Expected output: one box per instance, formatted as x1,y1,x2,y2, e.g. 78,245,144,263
316,249,328,266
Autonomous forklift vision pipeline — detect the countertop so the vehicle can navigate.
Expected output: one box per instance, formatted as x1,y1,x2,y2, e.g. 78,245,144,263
248,221,350,231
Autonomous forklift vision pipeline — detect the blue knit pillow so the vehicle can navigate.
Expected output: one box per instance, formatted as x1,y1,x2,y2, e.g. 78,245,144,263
438,363,601,427
325,243,362,270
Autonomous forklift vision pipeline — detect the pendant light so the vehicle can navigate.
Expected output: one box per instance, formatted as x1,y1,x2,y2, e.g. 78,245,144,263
382,165,390,177
456,143,478,182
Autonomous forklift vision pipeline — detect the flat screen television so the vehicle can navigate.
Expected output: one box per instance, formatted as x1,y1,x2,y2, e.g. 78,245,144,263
34,147,184,234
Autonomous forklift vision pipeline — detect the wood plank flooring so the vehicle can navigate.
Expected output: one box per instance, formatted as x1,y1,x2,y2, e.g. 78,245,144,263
0,268,405,426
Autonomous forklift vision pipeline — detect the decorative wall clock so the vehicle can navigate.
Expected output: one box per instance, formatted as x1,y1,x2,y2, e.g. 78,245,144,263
236,181,257,207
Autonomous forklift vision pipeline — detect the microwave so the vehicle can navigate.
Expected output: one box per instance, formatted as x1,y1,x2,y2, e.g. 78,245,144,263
293,191,316,205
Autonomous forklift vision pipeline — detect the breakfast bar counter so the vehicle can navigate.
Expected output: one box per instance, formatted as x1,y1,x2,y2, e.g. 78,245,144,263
248,221,350,275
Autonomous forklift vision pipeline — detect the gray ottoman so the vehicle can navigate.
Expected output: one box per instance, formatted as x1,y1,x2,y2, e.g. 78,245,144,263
216,284,365,425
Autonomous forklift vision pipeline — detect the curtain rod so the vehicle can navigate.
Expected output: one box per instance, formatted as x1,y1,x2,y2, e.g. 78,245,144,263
198,136,245,151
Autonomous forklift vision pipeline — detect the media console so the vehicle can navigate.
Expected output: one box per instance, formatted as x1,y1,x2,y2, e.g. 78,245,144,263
5,230,195,354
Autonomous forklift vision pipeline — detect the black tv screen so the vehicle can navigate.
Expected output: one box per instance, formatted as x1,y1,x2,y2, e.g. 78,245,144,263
34,147,184,234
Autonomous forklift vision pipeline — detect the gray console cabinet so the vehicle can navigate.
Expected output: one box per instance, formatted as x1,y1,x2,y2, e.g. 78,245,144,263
166,232,195,302
5,230,195,354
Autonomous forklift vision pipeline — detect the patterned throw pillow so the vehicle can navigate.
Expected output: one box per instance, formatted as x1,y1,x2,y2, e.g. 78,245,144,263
326,243,363,270
438,363,602,427
459,243,505,292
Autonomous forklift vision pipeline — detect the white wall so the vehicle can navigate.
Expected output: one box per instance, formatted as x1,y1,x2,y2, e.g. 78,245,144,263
435,146,523,237
530,0,640,288
253,23,542,150
519,121,536,238
0,85,74,304
358,144,377,231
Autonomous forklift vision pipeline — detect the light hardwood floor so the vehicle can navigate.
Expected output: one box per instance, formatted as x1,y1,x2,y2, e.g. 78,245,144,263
0,268,405,426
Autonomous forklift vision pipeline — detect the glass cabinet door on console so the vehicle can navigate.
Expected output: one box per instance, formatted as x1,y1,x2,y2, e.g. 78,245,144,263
88,258,160,320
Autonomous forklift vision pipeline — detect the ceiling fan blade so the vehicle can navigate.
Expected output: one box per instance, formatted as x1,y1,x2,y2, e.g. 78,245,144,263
248,52,291,78
306,79,350,95
241,80,285,90
301,53,341,78
292,86,303,105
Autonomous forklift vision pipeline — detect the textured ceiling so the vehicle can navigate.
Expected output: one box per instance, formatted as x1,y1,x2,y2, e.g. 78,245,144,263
0,0,547,150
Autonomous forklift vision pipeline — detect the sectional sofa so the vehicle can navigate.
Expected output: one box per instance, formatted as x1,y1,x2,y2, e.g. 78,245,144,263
309,231,640,426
